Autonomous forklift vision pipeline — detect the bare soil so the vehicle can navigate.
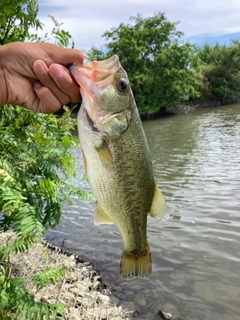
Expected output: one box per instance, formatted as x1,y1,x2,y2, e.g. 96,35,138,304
0,231,133,320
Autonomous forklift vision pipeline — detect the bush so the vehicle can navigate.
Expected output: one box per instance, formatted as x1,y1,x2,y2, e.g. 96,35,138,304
0,1,89,318
196,42,240,101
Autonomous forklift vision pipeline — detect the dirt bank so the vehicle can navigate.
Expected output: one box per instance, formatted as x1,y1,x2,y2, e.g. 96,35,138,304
0,231,133,320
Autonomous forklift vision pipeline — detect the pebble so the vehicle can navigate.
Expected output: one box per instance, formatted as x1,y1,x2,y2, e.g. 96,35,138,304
158,310,172,320
92,280,101,289
99,294,110,305
1,231,133,320
136,296,147,307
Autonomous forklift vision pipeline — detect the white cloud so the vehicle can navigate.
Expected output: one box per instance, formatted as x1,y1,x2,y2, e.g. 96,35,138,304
36,0,240,51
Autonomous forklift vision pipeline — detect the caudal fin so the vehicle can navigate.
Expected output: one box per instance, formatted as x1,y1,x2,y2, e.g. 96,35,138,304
120,247,152,279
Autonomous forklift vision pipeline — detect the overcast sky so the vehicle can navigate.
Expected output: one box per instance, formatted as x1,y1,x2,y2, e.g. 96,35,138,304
37,0,240,51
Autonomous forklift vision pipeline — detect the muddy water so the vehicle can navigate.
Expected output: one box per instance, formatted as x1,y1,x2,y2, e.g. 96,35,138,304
46,103,240,320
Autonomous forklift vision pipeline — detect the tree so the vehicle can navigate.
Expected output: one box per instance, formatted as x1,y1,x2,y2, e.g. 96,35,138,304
85,45,107,62
196,41,240,101
0,0,42,44
87,13,201,113
0,1,90,318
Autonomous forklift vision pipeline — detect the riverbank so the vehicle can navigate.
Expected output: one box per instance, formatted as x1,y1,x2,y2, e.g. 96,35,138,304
140,97,240,119
0,231,132,320
58,97,240,121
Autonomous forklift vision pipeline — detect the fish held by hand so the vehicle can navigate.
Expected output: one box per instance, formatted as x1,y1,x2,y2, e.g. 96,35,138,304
69,55,168,279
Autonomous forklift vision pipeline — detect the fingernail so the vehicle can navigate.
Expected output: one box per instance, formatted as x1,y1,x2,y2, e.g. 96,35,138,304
33,81,42,88
50,65,64,78
35,63,46,75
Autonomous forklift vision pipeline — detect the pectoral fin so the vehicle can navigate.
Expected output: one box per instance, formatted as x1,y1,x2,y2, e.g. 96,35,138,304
82,150,87,174
94,203,114,225
149,182,168,220
96,141,113,168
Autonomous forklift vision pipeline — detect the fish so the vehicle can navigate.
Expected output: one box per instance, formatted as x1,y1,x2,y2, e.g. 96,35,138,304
69,55,168,279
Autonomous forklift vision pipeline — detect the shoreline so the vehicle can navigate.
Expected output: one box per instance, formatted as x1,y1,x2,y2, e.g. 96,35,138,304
140,98,240,120
0,231,132,320
65,98,240,122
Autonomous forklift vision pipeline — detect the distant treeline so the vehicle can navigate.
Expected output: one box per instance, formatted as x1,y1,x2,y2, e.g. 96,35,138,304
85,13,240,114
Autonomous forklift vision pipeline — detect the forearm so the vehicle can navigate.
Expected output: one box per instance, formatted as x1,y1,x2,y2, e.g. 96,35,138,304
0,45,9,106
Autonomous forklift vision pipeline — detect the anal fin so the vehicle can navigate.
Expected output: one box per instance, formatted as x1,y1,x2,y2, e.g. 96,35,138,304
149,182,168,220
94,203,114,225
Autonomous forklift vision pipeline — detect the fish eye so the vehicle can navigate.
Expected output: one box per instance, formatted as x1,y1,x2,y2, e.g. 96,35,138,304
117,79,128,91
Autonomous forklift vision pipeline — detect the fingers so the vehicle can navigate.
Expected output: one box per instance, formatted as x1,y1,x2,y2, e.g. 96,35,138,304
33,60,65,104
33,81,62,114
49,64,81,102
53,47,84,67
33,60,81,106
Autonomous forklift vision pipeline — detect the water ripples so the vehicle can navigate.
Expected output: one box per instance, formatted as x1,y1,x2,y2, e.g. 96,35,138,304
46,103,240,320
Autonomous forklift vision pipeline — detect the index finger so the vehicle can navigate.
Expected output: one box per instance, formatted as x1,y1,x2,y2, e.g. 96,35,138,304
49,63,81,102
50,47,84,68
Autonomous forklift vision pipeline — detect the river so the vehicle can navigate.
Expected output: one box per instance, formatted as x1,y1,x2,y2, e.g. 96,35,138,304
46,103,240,320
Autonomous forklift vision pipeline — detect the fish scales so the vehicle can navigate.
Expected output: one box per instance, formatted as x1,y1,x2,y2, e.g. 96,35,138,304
80,107,153,245
70,55,167,279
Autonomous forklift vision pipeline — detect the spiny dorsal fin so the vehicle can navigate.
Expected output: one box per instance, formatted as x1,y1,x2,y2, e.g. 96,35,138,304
94,203,114,225
149,182,168,220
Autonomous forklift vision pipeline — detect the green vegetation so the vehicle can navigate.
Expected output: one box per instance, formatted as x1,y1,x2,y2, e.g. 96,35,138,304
196,41,240,101
0,1,90,319
1,1,239,318
0,0,42,44
86,13,240,113
87,13,202,113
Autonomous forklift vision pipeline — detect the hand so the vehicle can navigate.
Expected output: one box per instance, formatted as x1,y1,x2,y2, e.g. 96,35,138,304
0,42,84,113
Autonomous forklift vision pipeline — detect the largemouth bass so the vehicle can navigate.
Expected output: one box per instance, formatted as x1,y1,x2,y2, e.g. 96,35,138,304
70,55,167,279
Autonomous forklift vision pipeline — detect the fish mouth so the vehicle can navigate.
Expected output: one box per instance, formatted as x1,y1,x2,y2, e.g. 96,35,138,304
77,55,120,83
69,55,121,127
69,55,120,91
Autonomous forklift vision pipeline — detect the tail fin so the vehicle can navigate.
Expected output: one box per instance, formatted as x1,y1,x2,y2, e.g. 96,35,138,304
120,247,152,279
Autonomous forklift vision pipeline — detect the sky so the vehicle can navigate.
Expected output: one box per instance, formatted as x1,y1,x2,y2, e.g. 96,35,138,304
36,0,240,52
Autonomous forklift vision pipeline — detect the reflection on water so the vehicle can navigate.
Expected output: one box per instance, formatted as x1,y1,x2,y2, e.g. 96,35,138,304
46,104,240,320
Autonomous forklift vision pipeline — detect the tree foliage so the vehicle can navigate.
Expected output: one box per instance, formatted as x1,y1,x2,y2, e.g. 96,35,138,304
196,41,240,101
87,13,201,113
0,0,42,44
0,1,90,318
85,45,107,62
86,13,240,112
0,106,90,234
29,14,75,48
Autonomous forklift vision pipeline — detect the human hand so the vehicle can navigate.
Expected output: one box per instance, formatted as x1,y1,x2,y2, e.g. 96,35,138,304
0,42,84,113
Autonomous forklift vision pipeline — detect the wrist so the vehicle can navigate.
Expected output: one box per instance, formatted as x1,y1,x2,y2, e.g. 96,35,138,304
0,45,9,106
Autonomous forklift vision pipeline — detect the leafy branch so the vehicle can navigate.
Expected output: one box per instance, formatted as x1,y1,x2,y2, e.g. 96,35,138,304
0,1,90,318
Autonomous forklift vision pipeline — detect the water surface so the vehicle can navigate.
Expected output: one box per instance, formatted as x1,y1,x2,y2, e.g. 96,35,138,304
46,103,240,320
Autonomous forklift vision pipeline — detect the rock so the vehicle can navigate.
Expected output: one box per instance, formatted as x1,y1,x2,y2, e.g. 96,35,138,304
136,296,147,307
99,294,110,305
0,231,133,320
154,310,172,320
92,281,101,289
